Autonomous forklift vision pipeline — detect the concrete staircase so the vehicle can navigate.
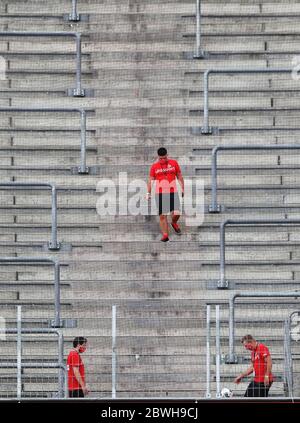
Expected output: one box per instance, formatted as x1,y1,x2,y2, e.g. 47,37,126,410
0,0,299,398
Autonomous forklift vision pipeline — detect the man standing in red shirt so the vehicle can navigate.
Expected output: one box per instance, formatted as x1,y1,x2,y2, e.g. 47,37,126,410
234,334,274,397
146,147,184,242
67,336,89,398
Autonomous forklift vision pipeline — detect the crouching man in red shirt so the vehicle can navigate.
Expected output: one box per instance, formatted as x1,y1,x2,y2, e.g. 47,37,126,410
234,334,274,397
67,336,89,398
146,147,184,242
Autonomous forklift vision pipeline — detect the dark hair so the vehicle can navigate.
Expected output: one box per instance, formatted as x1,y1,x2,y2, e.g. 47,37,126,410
241,334,255,344
157,147,167,156
73,337,87,348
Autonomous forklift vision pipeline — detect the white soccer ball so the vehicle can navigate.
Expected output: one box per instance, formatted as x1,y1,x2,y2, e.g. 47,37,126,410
221,387,233,398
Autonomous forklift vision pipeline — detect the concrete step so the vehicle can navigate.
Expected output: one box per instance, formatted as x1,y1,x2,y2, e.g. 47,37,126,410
1,0,299,402
15,268,293,281
6,19,300,36
6,2,260,16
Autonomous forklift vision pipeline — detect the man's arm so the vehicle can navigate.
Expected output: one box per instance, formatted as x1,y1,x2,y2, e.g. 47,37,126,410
176,171,184,196
264,355,272,386
234,365,254,384
146,176,155,198
73,367,88,394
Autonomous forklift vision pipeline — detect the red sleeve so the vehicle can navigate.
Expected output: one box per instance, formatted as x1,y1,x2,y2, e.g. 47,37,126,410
150,164,156,178
175,160,181,175
68,351,80,367
260,345,270,358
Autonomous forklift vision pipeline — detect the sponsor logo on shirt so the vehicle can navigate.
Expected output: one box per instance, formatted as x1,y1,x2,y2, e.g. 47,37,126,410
154,166,176,174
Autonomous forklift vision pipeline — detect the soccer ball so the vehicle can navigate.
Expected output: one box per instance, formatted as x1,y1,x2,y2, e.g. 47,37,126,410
221,387,233,398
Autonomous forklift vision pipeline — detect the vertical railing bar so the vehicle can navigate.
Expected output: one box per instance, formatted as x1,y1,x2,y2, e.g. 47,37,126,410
112,305,117,399
50,185,59,250
206,305,211,398
57,332,64,398
17,306,22,400
215,305,221,398
75,33,83,95
194,0,203,58
79,109,88,173
54,262,61,328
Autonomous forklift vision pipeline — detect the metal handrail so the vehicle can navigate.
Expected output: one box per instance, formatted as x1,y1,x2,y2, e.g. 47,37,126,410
219,219,300,289
0,327,66,398
64,0,89,22
0,107,91,174
194,0,204,59
0,182,60,250
0,257,62,328
284,310,300,396
69,0,79,21
0,31,85,97
206,305,211,398
228,292,300,363
112,305,117,399
215,305,221,398
201,68,292,134
209,144,300,213
284,319,293,397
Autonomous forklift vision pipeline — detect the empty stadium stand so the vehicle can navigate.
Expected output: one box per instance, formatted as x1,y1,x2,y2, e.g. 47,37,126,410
0,0,300,399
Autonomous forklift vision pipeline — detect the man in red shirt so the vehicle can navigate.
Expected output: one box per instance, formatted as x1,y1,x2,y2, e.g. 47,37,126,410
67,336,89,398
146,147,184,242
234,334,273,397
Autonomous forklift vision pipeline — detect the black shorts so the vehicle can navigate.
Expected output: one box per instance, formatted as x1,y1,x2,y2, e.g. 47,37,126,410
69,389,85,398
244,381,272,397
155,192,181,215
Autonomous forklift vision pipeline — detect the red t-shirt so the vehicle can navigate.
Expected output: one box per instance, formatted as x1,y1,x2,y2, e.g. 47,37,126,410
251,343,274,383
67,350,85,391
150,159,181,194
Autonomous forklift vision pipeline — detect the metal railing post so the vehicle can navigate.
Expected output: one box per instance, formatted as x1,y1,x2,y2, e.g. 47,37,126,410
228,292,300,364
69,0,80,21
209,144,300,213
194,0,205,59
200,68,292,134
209,146,221,213
219,219,300,289
0,182,60,250
219,221,228,289
112,305,117,399
206,305,211,398
286,311,300,396
0,32,86,97
79,109,89,174
53,261,61,329
202,70,211,134
17,306,22,400
283,319,293,397
57,331,65,398
228,295,236,363
50,185,58,250
74,33,84,97
288,319,294,396
215,305,221,398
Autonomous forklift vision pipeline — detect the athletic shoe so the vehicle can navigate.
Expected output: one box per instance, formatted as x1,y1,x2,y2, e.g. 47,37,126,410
161,234,169,242
171,222,181,234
